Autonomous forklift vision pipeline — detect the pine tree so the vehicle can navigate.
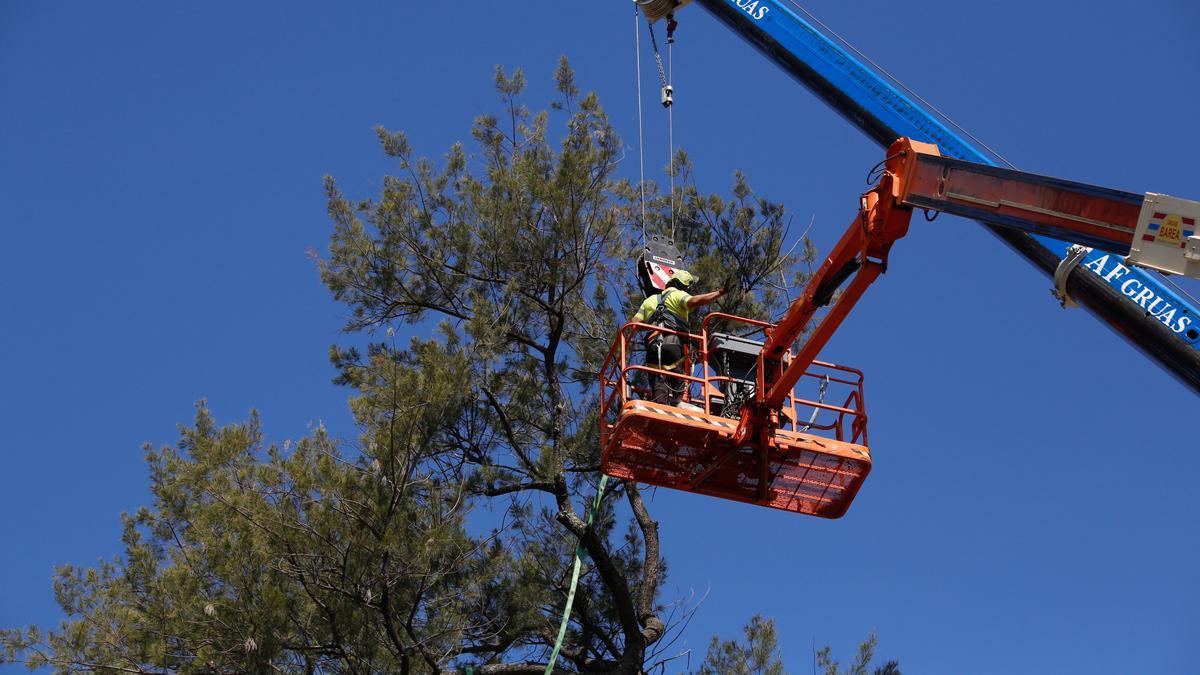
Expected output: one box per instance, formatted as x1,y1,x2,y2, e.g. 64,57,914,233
700,617,900,675
2,58,809,674
699,614,786,675
815,632,901,675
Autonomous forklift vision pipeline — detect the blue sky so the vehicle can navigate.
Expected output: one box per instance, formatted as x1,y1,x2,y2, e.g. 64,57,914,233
2,1,1197,672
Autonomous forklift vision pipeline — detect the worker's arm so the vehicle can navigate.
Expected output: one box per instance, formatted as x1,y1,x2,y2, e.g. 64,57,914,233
686,287,726,308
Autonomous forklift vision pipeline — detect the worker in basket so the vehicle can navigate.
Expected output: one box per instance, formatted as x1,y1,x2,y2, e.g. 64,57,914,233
632,270,726,407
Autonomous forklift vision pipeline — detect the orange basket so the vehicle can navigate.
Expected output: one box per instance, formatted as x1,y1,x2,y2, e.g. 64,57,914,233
599,314,871,517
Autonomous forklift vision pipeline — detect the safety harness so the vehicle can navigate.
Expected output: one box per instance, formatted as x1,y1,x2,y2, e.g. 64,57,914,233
643,287,690,376
645,287,689,335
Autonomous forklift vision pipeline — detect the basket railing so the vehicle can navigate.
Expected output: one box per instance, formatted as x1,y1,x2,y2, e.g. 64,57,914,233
599,313,868,449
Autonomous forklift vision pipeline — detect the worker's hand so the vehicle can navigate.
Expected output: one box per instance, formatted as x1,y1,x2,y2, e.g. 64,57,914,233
719,275,734,296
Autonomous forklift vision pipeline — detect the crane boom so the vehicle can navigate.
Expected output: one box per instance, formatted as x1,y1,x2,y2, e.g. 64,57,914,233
893,153,1200,279
664,0,1200,392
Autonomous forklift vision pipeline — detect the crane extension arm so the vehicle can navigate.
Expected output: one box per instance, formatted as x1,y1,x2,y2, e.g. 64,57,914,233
731,137,1200,446
636,0,1200,392
885,150,1200,280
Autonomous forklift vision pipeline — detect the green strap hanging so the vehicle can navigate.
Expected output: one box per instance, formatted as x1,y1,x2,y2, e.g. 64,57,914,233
544,474,610,675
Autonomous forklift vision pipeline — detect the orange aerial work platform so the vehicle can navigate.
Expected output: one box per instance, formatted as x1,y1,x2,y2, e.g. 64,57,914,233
604,134,1200,516
600,139,932,517
599,313,872,518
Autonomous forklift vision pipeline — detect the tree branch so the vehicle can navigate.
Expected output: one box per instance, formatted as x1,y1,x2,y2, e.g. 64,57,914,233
625,482,665,645
551,475,650,670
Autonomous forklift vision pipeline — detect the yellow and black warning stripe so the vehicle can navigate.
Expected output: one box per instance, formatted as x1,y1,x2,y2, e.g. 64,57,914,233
628,402,736,428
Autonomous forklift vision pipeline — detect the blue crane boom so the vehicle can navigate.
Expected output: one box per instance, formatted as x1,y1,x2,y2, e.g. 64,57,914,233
647,0,1200,392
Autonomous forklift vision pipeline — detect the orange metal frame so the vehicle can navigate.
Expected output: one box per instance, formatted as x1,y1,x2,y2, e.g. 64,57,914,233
729,137,932,448
599,315,871,517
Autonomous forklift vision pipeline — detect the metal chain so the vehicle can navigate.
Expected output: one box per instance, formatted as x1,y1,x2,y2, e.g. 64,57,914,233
646,19,669,90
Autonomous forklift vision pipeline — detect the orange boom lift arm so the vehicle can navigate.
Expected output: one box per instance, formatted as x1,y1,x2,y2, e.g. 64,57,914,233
735,135,1200,453
732,139,929,448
